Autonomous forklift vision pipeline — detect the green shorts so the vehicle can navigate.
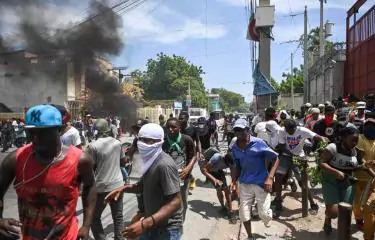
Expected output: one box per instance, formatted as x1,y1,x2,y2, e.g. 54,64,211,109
322,172,354,205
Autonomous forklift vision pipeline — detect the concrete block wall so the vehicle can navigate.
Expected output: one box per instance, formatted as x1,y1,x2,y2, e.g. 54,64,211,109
0,60,67,111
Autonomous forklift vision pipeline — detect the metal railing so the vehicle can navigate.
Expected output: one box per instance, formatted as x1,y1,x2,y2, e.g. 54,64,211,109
347,4,375,51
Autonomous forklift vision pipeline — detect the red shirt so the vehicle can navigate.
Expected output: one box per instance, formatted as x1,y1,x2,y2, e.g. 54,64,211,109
14,144,82,240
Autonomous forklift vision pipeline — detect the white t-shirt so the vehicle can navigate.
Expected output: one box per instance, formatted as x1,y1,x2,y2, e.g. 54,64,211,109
61,126,82,147
278,126,316,157
265,120,282,148
254,120,280,148
254,121,268,142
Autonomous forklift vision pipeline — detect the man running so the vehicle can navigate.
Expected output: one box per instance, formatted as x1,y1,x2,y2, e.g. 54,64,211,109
88,118,125,240
231,119,280,238
0,105,97,239
208,112,219,147
179,111,199,190
200,148,237,224
105,123,183,239
305,108,320,130
163,118,196,222
53,105,82,149
274,119,325,216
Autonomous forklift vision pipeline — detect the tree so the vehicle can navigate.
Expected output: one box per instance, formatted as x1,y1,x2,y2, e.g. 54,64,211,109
138,53,208,108
300,27,335,54
270,77,280,95
211,88,246,112
121,82,144,101
278,65,304,94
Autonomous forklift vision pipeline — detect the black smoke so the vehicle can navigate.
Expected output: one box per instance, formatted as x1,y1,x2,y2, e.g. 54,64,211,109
0,0,139,123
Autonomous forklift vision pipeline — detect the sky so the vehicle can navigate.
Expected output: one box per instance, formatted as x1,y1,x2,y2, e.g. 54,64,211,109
1,0,373,102
109,0,373,102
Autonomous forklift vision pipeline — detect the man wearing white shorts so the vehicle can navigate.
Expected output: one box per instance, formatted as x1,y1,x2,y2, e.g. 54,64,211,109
231,119,280,239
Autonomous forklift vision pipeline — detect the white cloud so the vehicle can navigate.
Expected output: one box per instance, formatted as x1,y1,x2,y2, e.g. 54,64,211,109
272,23,304,43
219,0,356,14
121,2,228,44
217,0,244,7
1,1,228,46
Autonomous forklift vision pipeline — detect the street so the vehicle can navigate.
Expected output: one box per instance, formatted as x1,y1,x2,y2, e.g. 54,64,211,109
0,134,365,239
0,135,240,240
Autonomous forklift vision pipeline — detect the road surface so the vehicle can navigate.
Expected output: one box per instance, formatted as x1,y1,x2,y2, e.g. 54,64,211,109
1,133,365,239
1,134,240,240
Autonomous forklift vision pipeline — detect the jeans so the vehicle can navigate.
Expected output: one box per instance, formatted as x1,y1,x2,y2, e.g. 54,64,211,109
180,178,190,222
121,167,128,181
91,192,124,240
139,227,182,240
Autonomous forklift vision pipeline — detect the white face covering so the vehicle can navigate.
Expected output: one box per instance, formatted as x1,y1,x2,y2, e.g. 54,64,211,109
138,141,164,175
137,123,165,175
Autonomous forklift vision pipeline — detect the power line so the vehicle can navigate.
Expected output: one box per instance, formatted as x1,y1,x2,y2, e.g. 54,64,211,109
135,0,167,21
278,42,301,71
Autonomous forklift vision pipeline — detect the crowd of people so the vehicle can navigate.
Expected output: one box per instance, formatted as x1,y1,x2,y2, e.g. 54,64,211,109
0,93,374,240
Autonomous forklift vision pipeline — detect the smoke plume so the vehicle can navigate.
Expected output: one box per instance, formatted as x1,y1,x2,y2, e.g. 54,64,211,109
0,0,139,123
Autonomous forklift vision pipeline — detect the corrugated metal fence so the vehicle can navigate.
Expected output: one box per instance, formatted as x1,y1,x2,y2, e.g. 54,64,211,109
345,4,375,96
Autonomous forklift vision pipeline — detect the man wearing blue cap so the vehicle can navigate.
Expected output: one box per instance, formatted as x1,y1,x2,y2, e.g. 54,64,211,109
0,105,97,240
231,118,280,239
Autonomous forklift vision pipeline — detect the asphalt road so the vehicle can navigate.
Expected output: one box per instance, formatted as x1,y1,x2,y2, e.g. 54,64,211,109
1,134,238,240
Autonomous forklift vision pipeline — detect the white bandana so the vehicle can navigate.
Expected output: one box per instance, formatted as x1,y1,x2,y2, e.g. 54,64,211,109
138,123,164,175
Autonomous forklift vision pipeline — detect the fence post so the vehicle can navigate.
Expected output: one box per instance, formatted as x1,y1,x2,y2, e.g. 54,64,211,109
338,202,352,240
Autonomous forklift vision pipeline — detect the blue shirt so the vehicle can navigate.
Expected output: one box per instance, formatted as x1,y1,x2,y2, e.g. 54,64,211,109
232,136,278,186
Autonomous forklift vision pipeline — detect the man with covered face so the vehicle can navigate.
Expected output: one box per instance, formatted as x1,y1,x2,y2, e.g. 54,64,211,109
313,105,340,143
105,123,183,240
0,105,97,240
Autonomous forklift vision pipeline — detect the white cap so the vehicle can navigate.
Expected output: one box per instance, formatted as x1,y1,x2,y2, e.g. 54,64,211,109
305,103,312,108
318,104,325,108
311,108,320,114
233,119,249,129
138,123,164,140
356,101,366,109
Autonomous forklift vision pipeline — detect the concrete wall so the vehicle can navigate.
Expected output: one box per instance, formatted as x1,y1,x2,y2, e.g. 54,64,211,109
278,93,304,110
0,52,68,111
307,49,345,104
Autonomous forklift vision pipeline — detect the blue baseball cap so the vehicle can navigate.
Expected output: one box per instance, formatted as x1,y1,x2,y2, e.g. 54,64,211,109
25,105,62,128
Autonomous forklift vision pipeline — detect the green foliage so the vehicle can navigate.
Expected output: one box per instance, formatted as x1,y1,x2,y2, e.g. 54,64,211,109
270,77,280,95
278,65,304,94
138,53,208,108
299,27,335,54
210,88,246,112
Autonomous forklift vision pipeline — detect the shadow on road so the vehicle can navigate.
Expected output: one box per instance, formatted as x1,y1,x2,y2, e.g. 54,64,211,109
188,199,224,220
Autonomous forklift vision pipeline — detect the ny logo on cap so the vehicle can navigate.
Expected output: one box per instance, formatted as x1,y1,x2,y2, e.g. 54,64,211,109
30,110,42,123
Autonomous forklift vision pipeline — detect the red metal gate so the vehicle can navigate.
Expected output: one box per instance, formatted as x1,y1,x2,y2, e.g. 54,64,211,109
345,1,375,97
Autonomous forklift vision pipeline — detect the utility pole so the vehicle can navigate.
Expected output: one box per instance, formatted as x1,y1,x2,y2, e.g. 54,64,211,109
319,0,325,103
304,6,309,103
291,53,295,110
302,7,310,214
108,66,128,84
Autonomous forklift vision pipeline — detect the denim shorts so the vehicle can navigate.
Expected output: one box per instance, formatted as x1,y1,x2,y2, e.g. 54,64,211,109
140,227,182,240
